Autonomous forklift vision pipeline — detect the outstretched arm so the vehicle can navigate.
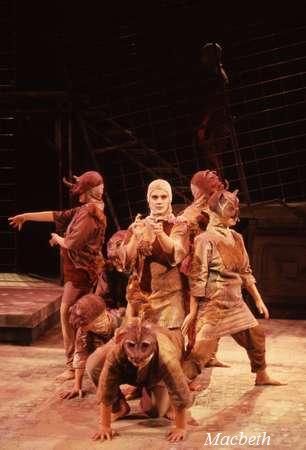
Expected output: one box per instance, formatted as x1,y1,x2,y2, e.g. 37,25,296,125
8,211,54,230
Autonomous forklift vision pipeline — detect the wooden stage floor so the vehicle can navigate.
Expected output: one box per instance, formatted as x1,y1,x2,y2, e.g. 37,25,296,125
0,317,305,450
0,273,63,344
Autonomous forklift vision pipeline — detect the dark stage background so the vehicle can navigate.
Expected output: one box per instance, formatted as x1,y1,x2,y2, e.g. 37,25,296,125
1,0,305,316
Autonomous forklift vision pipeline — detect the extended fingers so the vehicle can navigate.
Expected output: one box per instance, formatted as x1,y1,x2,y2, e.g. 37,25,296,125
181,323,188,336
91,430,118,441
8,217,22,229
59,390,73,399
167,430,185,442
92,431,102,441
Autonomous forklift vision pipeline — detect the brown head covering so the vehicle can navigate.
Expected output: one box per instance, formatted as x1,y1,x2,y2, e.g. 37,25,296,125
208,189,239,220
71,171,103,196
69,293,106,329
191,170,225,200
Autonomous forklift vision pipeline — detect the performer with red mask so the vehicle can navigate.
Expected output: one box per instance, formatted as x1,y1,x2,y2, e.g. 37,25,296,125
9,171,106,381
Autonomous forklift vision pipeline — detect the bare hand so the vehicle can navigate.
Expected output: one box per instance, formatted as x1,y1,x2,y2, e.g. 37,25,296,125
8,214,27,231
130,214,146,239
166,427,186,442
256,300,269,319
181,313,196,336
92,427,118,441
59,388,83,400
49,232,59,247
150,221,164,236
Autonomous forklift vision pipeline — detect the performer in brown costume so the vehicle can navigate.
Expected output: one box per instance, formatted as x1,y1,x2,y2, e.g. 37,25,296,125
88,179,190,416
95,229,129,308
59,293,125,400
119,179,189,338
87,318,192,443
9,171,106,381
182,189,286,389
179,170,228,367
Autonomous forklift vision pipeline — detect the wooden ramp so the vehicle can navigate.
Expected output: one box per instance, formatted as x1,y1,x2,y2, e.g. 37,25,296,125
0,273,63,344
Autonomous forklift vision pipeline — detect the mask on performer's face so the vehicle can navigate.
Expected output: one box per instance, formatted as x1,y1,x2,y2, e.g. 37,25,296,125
107,229,128,270
116,319,157,368
208,190,240,226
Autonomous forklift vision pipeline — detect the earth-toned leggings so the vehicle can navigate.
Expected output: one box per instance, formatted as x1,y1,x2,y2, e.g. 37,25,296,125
61,281,91,369
183,324,266,380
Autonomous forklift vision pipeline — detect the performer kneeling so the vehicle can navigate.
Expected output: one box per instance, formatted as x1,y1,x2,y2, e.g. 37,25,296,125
87,318,192,443
59,293,124,399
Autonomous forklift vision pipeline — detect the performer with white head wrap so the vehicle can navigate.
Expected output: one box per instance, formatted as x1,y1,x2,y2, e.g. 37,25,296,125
120,179,189,334
86,178,191,423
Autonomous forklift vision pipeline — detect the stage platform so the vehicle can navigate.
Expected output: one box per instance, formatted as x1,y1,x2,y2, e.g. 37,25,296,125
0,273,63,344
0,318,305,450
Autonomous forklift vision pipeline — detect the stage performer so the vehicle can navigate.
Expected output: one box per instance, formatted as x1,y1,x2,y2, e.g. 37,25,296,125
119,179,189,337
182,189,286,389
179,170,228,367
59,293,125,400
87,318,192,443
9,171,106,381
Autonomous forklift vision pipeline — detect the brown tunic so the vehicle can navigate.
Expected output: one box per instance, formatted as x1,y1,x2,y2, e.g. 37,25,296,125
189,225,258,339
96,326,191,409
53,203,106,286
121,219,189,328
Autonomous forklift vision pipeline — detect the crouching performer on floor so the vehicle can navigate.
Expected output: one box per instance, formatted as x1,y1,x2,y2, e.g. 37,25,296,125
86,318,192,443
182,189,286,390
59,293,125,400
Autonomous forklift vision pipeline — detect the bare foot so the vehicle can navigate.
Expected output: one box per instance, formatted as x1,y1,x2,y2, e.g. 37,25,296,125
120,384,135,397
206,357,230,368
164,406,198,425
111,399,131,422
187,410,199,426
255,370,287,386
139,388,153,415
164,404,175,420
123,386,142,400
188,378,206,392
55,369,75,382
